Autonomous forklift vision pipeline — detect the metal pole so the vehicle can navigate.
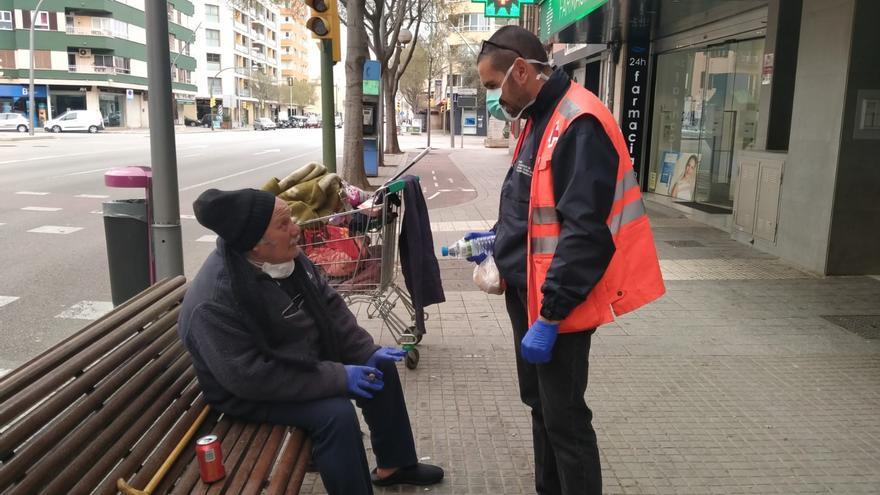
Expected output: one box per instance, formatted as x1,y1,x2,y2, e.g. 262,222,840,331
450,97,454,148
426,56,432,148
320,39,336,173
145,0,184,279
28,0,45,136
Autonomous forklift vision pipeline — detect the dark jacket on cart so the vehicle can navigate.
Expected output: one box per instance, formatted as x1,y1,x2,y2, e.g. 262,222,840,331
398,175,445,334
178,240,379,420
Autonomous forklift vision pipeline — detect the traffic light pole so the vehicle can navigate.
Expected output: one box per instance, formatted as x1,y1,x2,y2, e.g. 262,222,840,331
320,39,336,173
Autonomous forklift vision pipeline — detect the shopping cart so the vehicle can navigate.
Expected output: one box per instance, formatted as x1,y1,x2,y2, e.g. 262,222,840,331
297,149,431,369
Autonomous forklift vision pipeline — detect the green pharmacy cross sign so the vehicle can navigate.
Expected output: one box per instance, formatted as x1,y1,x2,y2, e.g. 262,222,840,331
471,0,536,19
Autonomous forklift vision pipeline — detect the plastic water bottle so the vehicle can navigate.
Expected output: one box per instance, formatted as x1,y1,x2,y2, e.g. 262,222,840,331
441,235,495,259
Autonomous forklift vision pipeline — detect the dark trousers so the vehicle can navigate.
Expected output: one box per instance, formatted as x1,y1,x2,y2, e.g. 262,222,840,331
260,360,418,495
506,287,602,495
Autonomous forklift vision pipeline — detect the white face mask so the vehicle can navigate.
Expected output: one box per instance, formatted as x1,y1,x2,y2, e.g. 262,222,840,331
492,58,551,122
261,258,296,279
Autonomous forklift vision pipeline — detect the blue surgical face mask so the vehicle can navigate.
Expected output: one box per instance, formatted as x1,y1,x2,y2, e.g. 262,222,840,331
486,88,506,120
486,58,551,122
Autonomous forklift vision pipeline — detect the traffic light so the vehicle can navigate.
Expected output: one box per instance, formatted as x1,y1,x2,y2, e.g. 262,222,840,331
305,0,340,63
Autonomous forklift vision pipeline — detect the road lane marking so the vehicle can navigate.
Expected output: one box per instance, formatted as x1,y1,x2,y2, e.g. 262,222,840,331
182,153,205,158
179,148,320,192
60,167,113,177
28,225,83,234
0,296,19,308
22,207,62,212
254,149,281,155
447,178,454,183
427,191,442,200
183,145,209,150
16,191,49,196
196,235,218,243
56,301,114,320
181,214,196,220
75,194,109,199
0,148,140,166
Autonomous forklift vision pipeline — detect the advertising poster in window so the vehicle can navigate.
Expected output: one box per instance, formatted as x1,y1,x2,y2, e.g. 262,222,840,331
653,151,699,202
669,153,700,201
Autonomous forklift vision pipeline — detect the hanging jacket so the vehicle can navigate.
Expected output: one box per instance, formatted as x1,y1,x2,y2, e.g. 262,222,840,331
525,82,666,333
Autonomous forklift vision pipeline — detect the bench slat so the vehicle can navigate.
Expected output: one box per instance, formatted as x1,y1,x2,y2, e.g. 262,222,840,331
0,277,186,403
264,428,307,494
220,423,274,495
0,316,182,492
5,344,187,495
239,425,287,495
152,407,222,495
69,378,202,495
285,437,313,495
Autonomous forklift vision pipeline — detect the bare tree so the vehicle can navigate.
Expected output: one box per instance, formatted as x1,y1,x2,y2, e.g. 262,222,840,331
363,0,434,155
339,0,370,188
251,70,277,118
398,37,446,116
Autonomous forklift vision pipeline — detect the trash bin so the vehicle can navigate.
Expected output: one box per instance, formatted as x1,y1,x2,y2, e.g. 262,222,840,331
103,199,151,306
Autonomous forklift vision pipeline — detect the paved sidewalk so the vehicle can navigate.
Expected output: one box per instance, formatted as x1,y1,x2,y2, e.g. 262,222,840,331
301,140,880,494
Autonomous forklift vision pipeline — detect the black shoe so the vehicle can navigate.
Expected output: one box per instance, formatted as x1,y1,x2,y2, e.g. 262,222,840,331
370,463,444,486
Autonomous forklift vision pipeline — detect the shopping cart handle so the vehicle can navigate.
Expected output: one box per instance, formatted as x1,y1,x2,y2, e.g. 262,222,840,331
386,177,418,194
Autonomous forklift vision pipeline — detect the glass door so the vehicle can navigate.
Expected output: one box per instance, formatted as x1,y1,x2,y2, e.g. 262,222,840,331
694,38,764,207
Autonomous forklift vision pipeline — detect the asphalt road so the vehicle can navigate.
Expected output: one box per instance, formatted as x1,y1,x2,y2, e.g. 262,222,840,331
0,128,479,372
0,128,332,371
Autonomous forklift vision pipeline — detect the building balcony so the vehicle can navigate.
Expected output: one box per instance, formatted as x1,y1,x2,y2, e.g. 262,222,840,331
235,43,248,54
281,54,294,62
251,51,266,61
237,88,252,97
280,38,294,47
280,23,294,31
234,21,248,33
68,64,131,75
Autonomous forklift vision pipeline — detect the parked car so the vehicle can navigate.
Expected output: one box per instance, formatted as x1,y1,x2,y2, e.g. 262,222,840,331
305,115,320,128
0,113,29,133
289,115,308,128
185,115,212,127
44,110,105,133
253,117,277,131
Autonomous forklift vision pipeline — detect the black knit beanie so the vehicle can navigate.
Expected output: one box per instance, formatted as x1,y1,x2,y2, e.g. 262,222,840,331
193,188,276,252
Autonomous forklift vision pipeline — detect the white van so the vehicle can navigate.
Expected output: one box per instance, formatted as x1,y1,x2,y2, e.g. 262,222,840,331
44,110,105,133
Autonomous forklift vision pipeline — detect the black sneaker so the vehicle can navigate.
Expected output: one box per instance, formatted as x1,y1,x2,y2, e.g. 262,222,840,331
370,463,445,486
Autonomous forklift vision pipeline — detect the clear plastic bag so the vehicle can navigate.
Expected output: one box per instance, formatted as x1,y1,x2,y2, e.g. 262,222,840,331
473,255,505,295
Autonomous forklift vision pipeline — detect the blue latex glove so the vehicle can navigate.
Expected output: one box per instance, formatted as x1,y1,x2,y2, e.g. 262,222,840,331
464,230,494,264
520,319,559,364
344,365,384,399
366,347,407,368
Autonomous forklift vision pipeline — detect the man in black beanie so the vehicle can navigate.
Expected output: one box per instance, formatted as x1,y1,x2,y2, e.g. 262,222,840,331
178,188,443,494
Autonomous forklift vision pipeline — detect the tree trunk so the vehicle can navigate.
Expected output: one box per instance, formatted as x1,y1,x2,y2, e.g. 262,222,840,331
383,72,402,154
341,0,369,189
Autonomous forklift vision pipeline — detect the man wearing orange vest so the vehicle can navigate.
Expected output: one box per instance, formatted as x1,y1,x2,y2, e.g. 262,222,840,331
472,26,664,494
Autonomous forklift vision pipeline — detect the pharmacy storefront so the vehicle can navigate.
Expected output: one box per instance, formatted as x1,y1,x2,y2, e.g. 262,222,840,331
645,1,768,211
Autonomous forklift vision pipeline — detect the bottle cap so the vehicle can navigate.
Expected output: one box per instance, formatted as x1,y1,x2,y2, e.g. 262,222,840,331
441,246,449,256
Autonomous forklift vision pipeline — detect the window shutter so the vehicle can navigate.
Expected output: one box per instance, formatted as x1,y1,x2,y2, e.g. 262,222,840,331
49,12,57,31
22,11,31,29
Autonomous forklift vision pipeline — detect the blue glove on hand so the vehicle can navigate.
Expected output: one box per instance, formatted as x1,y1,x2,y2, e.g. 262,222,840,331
464,230,494,264
366,347,407,368
520,319,559,364
344,365,384,399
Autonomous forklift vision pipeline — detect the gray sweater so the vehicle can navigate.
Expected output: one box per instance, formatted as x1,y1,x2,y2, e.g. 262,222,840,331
178,244,377,418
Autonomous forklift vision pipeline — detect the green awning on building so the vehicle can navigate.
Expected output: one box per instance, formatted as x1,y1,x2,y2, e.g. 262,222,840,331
540,0,607,39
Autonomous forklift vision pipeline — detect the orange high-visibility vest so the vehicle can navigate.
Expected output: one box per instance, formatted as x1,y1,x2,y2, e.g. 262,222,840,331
521,82,665,333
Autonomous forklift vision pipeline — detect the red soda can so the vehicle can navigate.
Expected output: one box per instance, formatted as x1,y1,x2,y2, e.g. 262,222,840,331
195,435,226,483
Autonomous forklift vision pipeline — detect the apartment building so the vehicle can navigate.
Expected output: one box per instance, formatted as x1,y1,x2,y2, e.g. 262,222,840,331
0,0,198,129
191,0,281,127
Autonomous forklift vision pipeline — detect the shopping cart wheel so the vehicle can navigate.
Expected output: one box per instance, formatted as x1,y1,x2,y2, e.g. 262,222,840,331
405,348,420,370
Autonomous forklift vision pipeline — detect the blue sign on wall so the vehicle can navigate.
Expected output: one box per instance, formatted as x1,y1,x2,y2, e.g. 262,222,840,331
0,84,48,98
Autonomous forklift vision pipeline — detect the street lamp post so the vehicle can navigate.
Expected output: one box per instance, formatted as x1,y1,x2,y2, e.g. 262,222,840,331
28,0,46,136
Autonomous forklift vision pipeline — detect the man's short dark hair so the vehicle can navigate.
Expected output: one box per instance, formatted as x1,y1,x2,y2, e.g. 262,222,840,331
477,25,549,73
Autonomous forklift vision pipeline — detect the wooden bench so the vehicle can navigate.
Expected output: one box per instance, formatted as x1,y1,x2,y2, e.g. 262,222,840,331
0,276,312,495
